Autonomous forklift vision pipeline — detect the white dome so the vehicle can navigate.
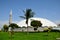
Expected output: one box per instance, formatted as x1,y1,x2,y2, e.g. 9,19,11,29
17,18,57,27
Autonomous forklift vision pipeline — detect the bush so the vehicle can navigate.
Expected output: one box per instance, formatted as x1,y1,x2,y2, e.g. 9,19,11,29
50,29,60,32
43,30,49,32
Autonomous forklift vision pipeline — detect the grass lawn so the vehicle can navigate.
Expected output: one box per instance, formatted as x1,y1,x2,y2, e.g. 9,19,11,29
0,32,60,40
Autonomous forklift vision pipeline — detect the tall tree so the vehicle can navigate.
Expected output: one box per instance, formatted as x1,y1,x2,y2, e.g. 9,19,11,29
20,8,34,33
31,20,42,31
9,23,19,40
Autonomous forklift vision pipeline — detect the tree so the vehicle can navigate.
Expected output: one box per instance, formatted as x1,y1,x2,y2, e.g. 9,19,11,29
20,8,34,34
9,23,19,34
31,20,42,31
48,27,52,32
9,23,19,40
9,23,19,29
3,24,8,32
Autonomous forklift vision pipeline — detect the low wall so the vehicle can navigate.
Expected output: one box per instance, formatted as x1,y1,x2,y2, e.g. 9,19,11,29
13,27,44,32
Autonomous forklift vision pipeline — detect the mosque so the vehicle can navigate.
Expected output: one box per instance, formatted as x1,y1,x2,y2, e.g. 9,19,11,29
9,10,58,32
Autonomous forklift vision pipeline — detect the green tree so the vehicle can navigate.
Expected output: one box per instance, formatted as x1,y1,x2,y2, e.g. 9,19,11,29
9,23,19,34
9,23,19,29
20,8,34,33
9,23,19,40
3,24,8,32
31,20,42,31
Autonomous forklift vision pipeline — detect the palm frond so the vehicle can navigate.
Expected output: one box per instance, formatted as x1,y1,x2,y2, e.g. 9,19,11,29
22,10,25,13
19,16,26,19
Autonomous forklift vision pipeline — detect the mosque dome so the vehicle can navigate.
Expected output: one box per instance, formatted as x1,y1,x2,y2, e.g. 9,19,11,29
17,17,57,27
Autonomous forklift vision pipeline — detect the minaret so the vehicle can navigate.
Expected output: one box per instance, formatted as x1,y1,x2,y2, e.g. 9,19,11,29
9,10,12,24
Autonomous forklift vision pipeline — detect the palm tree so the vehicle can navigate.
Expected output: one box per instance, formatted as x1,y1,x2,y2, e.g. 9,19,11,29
20,8,34,34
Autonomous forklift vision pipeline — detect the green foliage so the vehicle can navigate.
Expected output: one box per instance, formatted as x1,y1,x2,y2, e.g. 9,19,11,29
43,27,52,32
25,9,34,19
9,23,19,29
25,9,34,24
31,20,42,31
31,20,42,27
48,27,52,32
20,8,35,24
3,24,8,32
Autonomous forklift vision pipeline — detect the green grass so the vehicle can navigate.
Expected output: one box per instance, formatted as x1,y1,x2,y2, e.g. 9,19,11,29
0,32,60,40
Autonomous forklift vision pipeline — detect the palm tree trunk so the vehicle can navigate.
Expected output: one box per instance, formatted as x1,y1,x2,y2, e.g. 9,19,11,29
27,23,29,34
26,19,29,34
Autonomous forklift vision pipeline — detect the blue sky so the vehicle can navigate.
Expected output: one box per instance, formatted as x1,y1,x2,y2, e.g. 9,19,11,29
0,0,60,28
